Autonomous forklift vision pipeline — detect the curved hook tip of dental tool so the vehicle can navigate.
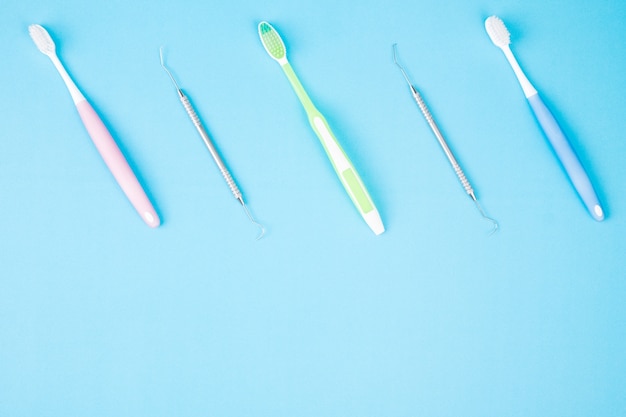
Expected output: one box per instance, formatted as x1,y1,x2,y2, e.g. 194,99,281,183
240,200,265,241
473,198,499,236
159,46,182,93
392,43,414,89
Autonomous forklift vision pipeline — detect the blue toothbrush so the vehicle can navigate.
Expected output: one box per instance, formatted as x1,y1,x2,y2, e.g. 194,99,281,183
485,15,604,221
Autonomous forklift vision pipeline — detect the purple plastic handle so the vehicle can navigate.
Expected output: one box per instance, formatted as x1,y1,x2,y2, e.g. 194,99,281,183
76,100,160,228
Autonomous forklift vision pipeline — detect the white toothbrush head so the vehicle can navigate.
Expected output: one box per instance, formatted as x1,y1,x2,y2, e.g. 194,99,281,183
258,21,287,63
29,24,56,57
28,25,56,56
28,23,85,104
485,16,511,49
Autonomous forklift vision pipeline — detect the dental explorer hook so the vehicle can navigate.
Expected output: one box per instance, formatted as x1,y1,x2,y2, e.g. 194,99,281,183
393,44,415,94
159,47,265,240
392,44,499,235
472,197,499,236
160,47,182,93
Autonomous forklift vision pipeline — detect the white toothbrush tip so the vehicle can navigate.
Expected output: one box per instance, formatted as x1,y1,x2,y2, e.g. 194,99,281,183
28,24,55,56
485,15,510,48
593,205,605,221
364,211,385,236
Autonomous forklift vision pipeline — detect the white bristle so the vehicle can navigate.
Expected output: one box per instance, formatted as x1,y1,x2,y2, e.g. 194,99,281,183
28,24,56,56
485,16,511,48
28,23,86,103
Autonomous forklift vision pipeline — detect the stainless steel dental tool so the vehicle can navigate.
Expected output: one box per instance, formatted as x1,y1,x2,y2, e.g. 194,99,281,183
160,48,265,239
393,44,498,234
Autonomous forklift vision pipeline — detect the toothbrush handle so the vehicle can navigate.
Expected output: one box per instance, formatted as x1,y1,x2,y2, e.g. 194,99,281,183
309,114,385,235
527,93,604,221
75,100,160,227
279,62,383,234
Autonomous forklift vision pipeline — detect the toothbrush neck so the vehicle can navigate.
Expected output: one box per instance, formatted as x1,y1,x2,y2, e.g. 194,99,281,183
502,46,537,98
50,55,86,104
281,62,317,112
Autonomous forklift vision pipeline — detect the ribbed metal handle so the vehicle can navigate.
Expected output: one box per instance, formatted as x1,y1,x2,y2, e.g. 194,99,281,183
219,167,242,201
413,88,435,125
179,92,242,201
451,158,473,197
181,93,202,127
412,88,474,197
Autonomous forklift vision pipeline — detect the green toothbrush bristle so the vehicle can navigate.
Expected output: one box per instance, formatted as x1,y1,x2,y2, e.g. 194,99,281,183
259,22,286,60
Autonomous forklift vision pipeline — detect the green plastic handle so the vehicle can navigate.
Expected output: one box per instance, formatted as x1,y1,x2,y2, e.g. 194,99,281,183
280,62,384,234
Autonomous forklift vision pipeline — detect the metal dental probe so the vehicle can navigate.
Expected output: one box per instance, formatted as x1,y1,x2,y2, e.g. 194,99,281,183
160,48,265,239
393,44,498,234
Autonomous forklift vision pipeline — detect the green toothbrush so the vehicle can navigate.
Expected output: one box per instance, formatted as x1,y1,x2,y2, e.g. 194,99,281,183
258,21,384,235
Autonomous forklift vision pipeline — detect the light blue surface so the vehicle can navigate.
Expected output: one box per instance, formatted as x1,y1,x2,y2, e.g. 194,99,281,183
1,0,625,416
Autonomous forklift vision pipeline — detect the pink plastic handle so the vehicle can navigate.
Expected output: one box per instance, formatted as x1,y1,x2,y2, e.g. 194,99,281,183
76,100,160,228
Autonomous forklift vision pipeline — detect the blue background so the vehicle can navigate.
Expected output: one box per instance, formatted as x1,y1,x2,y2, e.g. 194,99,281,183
1,0,625,415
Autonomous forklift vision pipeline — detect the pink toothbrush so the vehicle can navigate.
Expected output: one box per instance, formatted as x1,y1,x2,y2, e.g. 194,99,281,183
28,24,160,228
